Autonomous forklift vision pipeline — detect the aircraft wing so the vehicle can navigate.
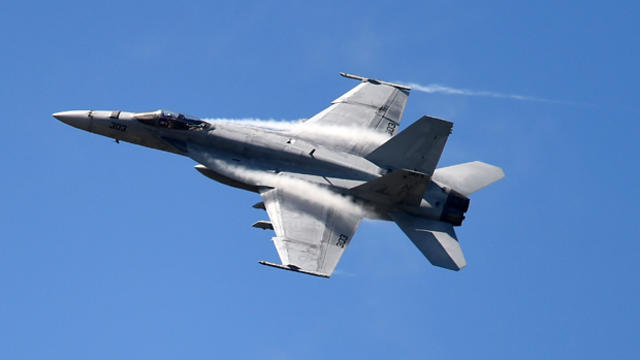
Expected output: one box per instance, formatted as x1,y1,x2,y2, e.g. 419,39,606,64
291,73,411,156
258,187,362,278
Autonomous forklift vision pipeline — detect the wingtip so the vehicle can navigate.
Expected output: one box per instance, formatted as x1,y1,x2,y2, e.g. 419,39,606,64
339,72,411,91
258,261,330,278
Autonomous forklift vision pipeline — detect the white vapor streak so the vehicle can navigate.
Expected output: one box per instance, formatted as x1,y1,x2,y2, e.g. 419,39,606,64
204,118,305,131
295,124,391,148
205,118,391,149
208,159,370,217
405,82,557,103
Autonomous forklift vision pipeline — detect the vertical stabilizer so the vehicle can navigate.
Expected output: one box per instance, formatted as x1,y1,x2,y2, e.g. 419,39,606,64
365,116,452,175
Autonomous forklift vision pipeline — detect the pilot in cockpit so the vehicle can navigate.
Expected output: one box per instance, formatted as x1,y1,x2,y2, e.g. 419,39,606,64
135,110,211,131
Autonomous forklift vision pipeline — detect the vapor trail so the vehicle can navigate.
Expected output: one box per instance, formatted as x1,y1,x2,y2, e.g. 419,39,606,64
205,118,391,150
405,82,559,103
203,158,371,218
204,118,305,131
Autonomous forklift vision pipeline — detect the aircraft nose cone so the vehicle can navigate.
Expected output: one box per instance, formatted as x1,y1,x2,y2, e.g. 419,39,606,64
53,110,92,130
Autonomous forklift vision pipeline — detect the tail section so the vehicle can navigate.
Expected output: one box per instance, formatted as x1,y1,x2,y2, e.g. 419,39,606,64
390,211,466,271
349,169,429,207
365,116,452,175
360,116,503,272
432,161,505,196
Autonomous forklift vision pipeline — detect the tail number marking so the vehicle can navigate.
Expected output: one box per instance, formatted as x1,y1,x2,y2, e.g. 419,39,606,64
385,121,397,135
336,234,349,248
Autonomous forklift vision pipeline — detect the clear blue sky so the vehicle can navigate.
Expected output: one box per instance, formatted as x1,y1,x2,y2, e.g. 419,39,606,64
2,1,639,359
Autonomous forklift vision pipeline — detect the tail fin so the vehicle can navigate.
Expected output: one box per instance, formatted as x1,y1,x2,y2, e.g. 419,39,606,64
365,116,452,175
432,161,505,196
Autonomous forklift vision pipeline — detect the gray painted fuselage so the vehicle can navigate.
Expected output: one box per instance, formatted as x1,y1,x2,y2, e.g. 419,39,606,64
53,109,448,220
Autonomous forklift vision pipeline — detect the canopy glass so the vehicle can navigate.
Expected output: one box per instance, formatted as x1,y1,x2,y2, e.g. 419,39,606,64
134,110,210,131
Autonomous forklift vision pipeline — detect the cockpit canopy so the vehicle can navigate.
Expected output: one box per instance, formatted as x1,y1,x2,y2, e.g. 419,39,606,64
134,110,211,131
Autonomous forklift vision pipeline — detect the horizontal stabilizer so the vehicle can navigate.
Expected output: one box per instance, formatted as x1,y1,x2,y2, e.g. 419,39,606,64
390,212,466,271
432,161,505,196
366,116,452,175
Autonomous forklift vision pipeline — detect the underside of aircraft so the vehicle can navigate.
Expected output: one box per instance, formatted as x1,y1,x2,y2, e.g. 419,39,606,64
54,73,504,278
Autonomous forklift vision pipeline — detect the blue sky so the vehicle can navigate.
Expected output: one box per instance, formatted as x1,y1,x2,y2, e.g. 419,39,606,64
1,1,639,359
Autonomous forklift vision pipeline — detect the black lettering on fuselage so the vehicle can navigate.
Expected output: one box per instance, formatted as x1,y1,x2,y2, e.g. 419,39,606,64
109,122,127,132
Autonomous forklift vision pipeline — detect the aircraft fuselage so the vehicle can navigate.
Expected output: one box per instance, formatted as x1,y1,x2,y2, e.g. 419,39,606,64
53,109,460,223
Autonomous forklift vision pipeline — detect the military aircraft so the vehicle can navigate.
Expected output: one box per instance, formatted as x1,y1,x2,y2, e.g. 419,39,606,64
53,73,504,278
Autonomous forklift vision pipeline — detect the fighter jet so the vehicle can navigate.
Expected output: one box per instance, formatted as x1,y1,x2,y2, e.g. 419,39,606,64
53,73,504,278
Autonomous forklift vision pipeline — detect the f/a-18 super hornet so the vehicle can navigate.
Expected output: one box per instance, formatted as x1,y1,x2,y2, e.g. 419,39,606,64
54,73,504,278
